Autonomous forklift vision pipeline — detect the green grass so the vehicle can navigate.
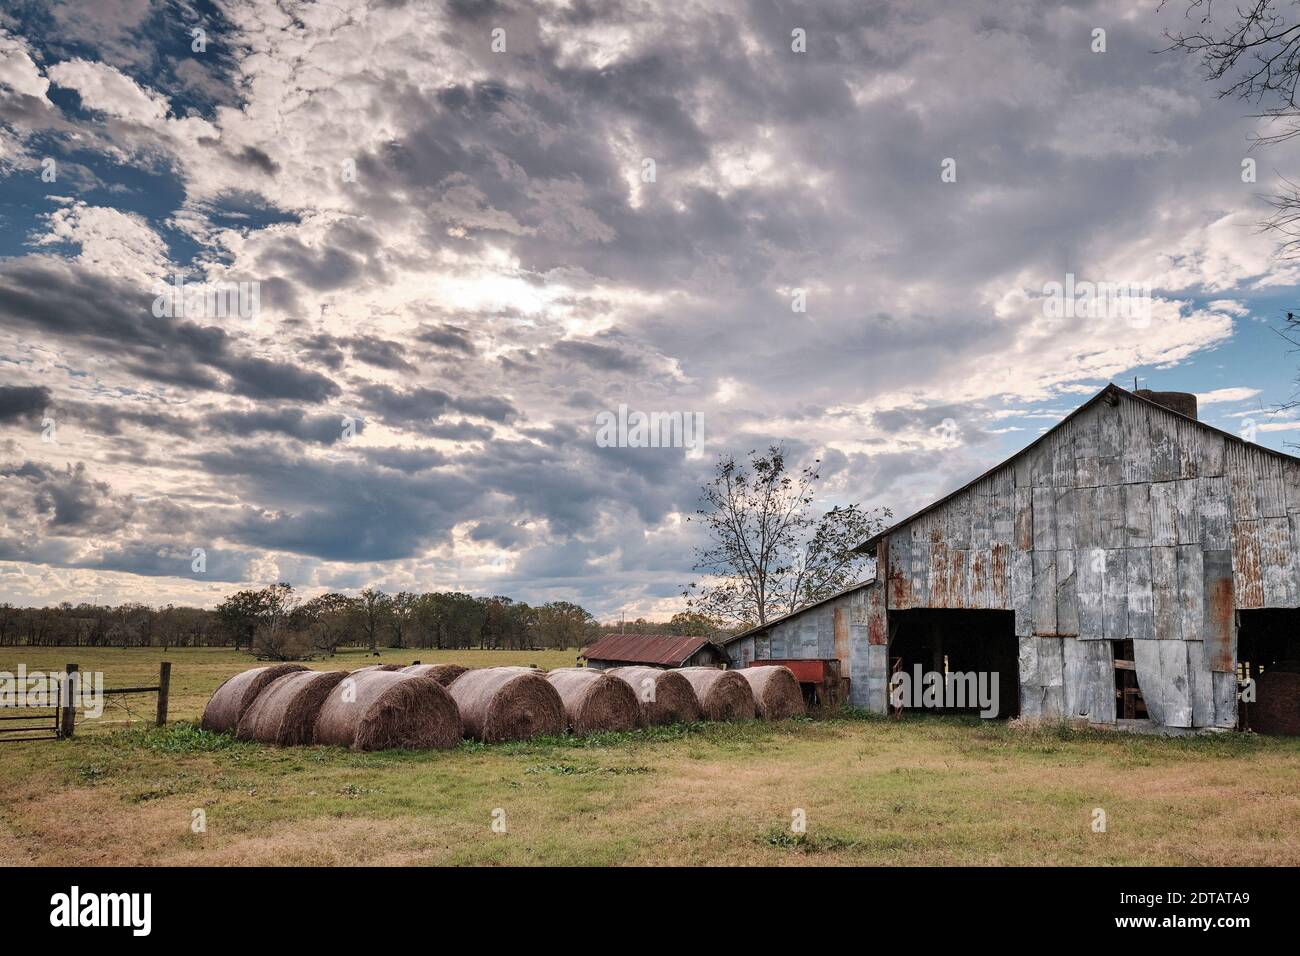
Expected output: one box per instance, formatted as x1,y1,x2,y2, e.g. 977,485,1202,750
1,647,1299,866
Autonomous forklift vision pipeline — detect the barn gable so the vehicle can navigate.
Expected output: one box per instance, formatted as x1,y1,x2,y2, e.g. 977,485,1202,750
844,384,1300,731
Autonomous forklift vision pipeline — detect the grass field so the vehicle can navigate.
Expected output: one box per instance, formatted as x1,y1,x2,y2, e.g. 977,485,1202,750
2,647,1299,866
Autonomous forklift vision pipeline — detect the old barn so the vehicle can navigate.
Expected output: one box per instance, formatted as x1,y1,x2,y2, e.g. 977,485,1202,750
722,384,1300,732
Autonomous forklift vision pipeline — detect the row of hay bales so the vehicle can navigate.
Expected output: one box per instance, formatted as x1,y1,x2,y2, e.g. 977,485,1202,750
200,662,805,752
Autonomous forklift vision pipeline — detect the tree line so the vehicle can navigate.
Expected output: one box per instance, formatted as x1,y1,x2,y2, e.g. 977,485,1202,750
0,586,609,659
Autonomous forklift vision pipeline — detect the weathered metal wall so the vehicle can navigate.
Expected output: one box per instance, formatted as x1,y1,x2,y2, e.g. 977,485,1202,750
879,390,1299,729
725,583,889,712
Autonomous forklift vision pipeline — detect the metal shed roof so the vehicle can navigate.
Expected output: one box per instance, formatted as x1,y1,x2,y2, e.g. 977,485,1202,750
579,633,716,666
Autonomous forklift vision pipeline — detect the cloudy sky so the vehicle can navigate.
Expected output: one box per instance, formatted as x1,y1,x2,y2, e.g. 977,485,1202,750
2,0,1300,619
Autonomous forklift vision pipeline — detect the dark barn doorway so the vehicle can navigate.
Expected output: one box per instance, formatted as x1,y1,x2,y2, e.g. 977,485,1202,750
887,609,1019,718
1237,608,1300,735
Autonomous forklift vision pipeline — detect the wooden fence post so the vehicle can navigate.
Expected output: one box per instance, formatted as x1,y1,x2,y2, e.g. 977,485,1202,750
156,661,171,727
59,663,78,739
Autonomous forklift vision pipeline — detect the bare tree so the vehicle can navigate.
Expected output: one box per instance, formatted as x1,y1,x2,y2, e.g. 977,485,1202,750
684,446,890,628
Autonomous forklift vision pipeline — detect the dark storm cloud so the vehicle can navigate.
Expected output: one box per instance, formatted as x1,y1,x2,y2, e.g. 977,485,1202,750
234,145,279,175
349,334,417,372
0,257,340,402
358,383,519,429
548,339,644,373
203,407,363,445
414,323,476,354
0,385,50,423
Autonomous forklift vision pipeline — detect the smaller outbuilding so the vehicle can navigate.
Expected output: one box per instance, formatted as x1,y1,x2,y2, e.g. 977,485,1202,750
579,633,729,670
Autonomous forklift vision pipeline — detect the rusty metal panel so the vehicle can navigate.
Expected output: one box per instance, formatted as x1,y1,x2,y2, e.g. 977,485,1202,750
1198,428,1225,477
1030,439,1053,487
991,541,1011,608
1212,670,1237,728
1231,519,1264,609
1099,484,1125,549
928,539,950,607
1226,442,1258,521
1120,399,1151,483
1075,455,1099,488
1176,478,1201,545
1256,451,1286,518
887,532,913,609
1098,399,1123,458
1175,545,1203,642
970,488,990,550
1132,639,1164,725
866,579,887,646
1126,548,1154,641
1073,485,1100,549
990,488,1013,544
1018,637,1041,719
833,606,850,676
1038,637,1065,718
1186,640,1214,727
1074,406,1099,459
1198,475,1230,550
1032,485,1056,551
1053,434,1075,488
1159,640,1193,728
1064,638,1115,723
1260,515,1297,607
1076,546,1105,639
1055,548,1079,636
1286,459,1300,513
1203,548,1235,672
948,548,969,609
1013,486,1033,550
1102,548,1128,640
1176,417,1202,479
1151,546,1179,641
909,520,930,607
1150,481,1177,546
1124,483,1151,549
1056,487,1077,550
1032,549,1057,636
945,494,971,550
1012,550,1033,637
968,548,992,609
1149,408,1179,482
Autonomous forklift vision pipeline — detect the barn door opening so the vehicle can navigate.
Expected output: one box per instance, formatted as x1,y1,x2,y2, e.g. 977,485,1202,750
1237,608,1300,735
887,609,1019,718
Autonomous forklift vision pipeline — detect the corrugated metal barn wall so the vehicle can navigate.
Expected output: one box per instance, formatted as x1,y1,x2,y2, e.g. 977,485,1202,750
872,390,1300,729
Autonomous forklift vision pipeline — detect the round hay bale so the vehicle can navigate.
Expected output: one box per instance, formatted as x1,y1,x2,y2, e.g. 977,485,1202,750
1253,670,1300,735
446,666,564,742
235,669,350,745
607,666,702,725
738,665,806,720
545,667,641,734
676,667,756,721
402,663,468,686
351,663,404,673
314,671,462,751
200,663,308,733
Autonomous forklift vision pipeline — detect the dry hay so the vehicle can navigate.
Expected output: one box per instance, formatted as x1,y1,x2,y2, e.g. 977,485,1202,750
545,667,641,734
235,669,350,745
401,663,468,686
676,667,756,721
200,664,307,733
313,671,462,751
446,666,564,742
607,666,702,725
1253,670,1300,736
351,663,405,673
737,665,806,720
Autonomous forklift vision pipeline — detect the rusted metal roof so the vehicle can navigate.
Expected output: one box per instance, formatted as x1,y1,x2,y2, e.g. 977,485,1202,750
580,633,715,666
853,383,1300,554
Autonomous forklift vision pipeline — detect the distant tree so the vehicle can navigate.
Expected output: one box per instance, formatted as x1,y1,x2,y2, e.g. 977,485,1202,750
299,592,360,656
684,445,891,628
358,588,391,654
535,601,596,649
215,589,268,652
668,610,725,637
388,591,418,649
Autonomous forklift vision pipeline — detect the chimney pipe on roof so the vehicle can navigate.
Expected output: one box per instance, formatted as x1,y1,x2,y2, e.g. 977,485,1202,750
1134,389,1197,420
